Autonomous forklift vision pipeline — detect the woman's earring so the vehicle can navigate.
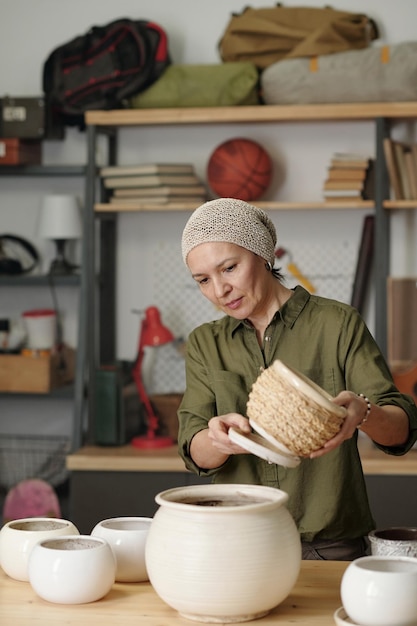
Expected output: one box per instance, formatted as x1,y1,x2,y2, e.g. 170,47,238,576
265,261,273,272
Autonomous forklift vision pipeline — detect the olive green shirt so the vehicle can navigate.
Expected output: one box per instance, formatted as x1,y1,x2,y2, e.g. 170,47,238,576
178,286,417,542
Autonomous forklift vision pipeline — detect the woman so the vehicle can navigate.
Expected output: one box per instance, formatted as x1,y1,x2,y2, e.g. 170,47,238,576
177,198,417,560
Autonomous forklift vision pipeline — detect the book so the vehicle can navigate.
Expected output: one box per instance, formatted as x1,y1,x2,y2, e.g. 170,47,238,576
393,141,412,200
332,152,371,160
323,189,362,198
323,180,364,191
383,138,403,200
100,163,196,177
329,159,370,169
327,168,367,181
324,196,363,202
404,147,417,199
330,153,370,169
113,184,207,198
103,173,202,189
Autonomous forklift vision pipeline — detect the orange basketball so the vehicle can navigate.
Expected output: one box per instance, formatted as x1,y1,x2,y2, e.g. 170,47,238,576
207,138,272,201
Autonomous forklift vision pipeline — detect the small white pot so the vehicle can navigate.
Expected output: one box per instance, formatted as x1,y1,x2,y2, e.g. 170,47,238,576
0,517,79,581
369,527,417,557
145,483,301,623
91,516,152,582
341,555,417,626
28,535,116,604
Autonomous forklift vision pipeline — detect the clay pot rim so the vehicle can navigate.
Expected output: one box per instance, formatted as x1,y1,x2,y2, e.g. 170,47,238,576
155,483,289,513
369,527,417,542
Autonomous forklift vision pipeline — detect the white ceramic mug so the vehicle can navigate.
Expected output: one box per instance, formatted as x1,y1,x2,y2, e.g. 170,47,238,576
28,535,116,604
341,555,417,626
91,516,152,582
0,517,79,581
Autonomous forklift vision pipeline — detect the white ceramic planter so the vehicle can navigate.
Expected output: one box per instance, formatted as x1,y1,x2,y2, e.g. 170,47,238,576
369,527,417,557
0,517,79,581
28,535,116,604
145,483,301,623
341,555,417,626
91,516,152,582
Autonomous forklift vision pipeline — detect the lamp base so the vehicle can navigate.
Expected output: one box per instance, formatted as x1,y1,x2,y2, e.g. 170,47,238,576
131,434,174,449
48,257,79,276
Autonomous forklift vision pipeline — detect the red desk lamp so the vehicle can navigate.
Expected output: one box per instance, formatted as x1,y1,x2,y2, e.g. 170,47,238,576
131,306,175,449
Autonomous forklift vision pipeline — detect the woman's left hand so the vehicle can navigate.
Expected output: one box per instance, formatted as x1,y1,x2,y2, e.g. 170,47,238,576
309,390,369,459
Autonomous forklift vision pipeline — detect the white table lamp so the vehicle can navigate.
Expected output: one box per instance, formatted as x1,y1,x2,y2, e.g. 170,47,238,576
38,194,82,275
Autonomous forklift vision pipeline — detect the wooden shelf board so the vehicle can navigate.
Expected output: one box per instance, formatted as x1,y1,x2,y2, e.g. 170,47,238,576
67,439,417,475
384,200,417,209
95,200,374,213
86,103,417,127
66,444,185,472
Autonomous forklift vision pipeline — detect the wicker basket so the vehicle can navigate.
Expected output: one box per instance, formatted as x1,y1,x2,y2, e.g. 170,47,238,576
246,360,346,456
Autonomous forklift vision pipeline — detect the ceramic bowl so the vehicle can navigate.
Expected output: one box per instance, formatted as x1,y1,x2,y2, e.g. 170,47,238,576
341,555,417,626
246,359,346,457
28,535,116,604
0,517,79,581
146,483,301,623
369,527,417,557
91,516,152,582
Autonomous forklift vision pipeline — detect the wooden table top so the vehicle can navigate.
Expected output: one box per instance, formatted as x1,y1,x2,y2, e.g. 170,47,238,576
0,560,347,625
66,436,417,475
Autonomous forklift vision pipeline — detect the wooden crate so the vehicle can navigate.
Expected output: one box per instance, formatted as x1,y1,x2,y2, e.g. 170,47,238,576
0,349,74,393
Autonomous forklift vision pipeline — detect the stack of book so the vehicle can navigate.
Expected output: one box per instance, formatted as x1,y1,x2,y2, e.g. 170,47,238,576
100,163,208,206
323,153,374,202
383,138,417,200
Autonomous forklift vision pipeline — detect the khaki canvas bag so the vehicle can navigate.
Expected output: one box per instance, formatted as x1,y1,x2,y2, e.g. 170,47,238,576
219,5,379,69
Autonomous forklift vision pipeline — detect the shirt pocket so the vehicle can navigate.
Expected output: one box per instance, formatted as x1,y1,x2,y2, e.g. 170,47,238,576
303,367,340,398
209,370,249,416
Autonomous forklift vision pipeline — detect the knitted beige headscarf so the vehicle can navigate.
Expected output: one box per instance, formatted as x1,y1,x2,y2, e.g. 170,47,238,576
181,198,277,266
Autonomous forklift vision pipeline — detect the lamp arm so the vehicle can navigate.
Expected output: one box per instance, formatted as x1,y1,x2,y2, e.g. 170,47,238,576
132,348,159,438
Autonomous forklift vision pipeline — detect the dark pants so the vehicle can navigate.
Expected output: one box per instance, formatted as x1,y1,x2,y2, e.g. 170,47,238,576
302,537,369,561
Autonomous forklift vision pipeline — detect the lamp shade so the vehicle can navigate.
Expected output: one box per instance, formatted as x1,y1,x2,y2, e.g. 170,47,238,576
140,307,174,348
38,195,82,240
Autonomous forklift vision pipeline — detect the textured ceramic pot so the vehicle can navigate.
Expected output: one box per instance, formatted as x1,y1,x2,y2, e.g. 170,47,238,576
145,483,301,623
369,527,417,557
91,516,152,582
341,555,417,626
0,517,79,581
28,535,116,604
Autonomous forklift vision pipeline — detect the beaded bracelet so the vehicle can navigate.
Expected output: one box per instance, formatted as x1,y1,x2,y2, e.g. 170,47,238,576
357,393,371,428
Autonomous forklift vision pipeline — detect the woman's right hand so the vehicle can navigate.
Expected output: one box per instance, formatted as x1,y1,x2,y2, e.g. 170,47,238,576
190,414,251,469
207,413,251,456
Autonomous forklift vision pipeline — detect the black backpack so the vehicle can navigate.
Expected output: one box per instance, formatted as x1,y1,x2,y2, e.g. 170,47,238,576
43,18,171,127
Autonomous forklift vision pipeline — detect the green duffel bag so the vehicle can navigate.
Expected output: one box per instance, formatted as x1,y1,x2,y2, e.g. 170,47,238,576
129,62,260,108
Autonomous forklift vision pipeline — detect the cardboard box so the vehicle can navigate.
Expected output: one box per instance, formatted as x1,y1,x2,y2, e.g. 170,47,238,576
0,138,42,165
150,393,183,442
0,346,75,393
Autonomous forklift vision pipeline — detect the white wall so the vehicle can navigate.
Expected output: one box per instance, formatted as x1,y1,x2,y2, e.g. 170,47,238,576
1,1,416,437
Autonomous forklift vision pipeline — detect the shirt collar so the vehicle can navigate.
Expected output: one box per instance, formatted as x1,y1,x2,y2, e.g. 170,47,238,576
228,285,311,336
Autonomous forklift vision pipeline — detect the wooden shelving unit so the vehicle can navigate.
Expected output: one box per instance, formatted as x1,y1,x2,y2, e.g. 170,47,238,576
78,102,417,449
